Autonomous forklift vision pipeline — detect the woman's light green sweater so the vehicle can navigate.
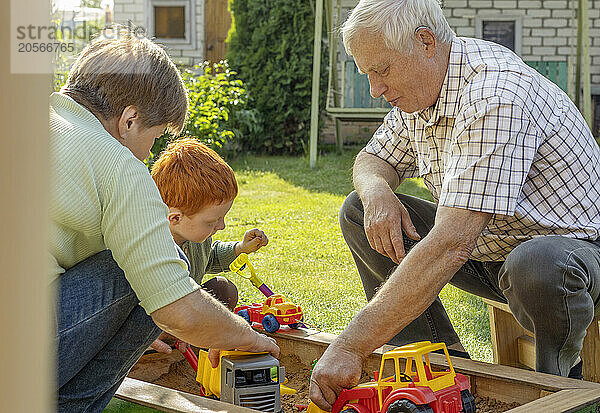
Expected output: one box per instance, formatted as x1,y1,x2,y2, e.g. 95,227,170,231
49,93,199,314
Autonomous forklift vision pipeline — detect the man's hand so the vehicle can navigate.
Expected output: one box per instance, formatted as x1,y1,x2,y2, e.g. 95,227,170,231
363,187,420,264
207,332,279,368
235,228,269,255
309,344,363,411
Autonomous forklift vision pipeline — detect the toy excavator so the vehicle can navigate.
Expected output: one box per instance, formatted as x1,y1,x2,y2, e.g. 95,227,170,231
230,253,304,333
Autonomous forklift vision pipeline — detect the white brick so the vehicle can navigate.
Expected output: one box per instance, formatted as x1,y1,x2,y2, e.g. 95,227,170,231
521,27,532,36
113,3,124,13
531,28,556,36
595,18,600,28
118,12,136,21
520,47,532,57
557,46,574,55
541,55,566,62
545,0,567,7
123,3,144,13
453,8,476,17
494,0,516,7
501,8,526,14
446,17,471,27
532,46,557,55
543,37,567,46
447,0,468,6
552,10,574,19
456,27,476,36
518,0,541,7
556,28,576,37
172,57,192,65
469,0,492,7
443,9,452,19
181,49,201,57
522,36,542,46
589,8,600,19
543,18,568,28
592,74,600,85
527,9,550,18
523,18,543,27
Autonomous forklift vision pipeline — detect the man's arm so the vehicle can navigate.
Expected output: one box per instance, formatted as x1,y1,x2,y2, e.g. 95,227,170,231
353,150,421,263
309,205,491,411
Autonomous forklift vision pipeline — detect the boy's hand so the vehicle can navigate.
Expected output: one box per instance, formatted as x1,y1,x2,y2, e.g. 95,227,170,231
236,228,269,255
149,331,184,354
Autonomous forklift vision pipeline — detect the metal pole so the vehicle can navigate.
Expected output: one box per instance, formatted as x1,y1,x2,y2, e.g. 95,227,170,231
581,0,592,128
309,0,324,168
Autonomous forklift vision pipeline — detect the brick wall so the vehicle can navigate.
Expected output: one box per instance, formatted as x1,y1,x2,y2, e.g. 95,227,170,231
444,0,600,95
113,0,205,66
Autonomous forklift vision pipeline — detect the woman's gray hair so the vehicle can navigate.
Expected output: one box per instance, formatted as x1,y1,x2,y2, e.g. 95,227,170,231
341,0,455,55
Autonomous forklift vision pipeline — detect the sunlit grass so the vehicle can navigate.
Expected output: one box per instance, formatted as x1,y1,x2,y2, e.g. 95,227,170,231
212,148,492,362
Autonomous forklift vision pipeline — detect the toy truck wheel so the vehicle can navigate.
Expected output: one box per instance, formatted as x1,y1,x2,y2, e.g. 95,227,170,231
262,314,280,333
387,400,433,413
237,309,251,324
460,390,476,413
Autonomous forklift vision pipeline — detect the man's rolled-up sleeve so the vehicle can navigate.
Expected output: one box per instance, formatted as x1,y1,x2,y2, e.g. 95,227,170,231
364,109,418,181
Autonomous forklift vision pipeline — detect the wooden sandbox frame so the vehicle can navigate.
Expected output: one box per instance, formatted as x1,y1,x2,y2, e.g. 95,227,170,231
116,328,600,413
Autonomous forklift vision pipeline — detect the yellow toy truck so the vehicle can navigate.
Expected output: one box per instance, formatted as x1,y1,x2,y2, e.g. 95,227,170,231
307,341,475,413
196,349,288,412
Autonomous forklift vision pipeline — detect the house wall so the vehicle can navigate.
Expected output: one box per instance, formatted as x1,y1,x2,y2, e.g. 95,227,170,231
442,0,600,94
113,0,205,66
329,0,600,142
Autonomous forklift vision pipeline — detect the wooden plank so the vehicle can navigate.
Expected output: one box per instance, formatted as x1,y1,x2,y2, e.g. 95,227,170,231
484,298,600,383
506,388,600,413
582,316,600,383
116,378,259,413
484,299,530,367
309,0,324,168
517,335,536,370
204,0,231,63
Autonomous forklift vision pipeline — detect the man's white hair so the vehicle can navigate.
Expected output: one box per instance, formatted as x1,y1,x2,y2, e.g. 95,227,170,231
341,0,455,55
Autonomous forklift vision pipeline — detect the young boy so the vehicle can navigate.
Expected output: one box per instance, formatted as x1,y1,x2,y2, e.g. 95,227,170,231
150,137,269,352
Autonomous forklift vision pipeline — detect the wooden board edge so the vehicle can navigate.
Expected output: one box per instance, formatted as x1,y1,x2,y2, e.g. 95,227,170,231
504,388,600,413
116,377,261,413
271,328,600,391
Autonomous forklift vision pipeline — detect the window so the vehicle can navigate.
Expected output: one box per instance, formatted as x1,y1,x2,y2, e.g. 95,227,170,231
154,6,185,39
475,16,522,55
147,0,195,47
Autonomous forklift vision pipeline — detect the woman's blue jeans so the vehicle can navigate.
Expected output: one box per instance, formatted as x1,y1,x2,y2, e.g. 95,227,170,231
55,249,187,412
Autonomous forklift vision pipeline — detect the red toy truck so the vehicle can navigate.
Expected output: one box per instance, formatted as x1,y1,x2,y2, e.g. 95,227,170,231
307,341,475,413
235,293,303,333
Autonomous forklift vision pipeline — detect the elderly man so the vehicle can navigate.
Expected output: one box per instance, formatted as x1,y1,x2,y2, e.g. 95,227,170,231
310,0,600,410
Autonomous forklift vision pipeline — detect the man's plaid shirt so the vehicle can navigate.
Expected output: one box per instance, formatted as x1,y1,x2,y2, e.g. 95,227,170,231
365,37,600,262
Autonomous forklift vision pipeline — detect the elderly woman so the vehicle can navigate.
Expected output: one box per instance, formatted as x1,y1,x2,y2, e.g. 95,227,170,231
50,28,278,412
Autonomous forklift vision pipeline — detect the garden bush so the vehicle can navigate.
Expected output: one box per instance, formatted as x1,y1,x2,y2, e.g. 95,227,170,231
149,61,261,163
226,0,328,154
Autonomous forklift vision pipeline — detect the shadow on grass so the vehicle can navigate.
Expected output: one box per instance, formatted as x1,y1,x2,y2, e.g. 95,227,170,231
228,146,434,201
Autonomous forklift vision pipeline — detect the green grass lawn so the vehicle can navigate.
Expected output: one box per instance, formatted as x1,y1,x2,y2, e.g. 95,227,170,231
212,147,493,363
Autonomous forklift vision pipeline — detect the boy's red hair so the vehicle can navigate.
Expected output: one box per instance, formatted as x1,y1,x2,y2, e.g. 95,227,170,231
151,138,238,216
